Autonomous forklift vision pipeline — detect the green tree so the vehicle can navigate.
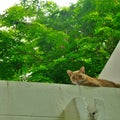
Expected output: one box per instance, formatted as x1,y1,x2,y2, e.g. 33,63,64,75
0,0,120,84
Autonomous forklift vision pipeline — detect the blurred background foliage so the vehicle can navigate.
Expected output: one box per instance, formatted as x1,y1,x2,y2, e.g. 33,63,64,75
0,0,120,84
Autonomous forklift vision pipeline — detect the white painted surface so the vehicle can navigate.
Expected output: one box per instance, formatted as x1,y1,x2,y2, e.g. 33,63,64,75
0,81,120,120
99,41,120,82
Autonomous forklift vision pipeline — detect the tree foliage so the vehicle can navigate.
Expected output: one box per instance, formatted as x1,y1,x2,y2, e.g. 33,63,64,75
0,0,120,84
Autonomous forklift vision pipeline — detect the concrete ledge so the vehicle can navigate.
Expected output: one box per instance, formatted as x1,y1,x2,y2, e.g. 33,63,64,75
64,97,106,120
64,97,89,120
0,81,120,120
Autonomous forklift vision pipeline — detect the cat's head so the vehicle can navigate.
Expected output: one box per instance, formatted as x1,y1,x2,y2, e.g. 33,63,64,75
67,66,86,85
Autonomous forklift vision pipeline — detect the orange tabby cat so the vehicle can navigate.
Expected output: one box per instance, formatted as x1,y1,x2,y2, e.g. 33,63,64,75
67,66,120,88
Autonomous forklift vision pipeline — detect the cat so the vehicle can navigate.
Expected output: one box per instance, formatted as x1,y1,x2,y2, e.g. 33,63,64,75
67,66,120,88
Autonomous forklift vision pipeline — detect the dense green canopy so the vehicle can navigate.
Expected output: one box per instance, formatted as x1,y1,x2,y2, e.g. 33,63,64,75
0,0,120,84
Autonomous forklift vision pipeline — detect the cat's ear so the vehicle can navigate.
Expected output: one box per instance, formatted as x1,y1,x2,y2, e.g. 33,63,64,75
79,66,85,74
67,70,73,77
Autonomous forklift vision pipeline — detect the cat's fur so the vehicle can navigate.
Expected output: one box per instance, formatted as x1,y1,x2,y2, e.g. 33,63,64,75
67,66,120,88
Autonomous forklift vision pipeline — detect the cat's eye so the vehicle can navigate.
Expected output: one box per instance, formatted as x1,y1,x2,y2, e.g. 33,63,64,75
79,75,82,78
72,76,75,79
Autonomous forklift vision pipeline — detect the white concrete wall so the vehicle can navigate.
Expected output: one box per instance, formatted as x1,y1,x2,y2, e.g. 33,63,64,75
0,81,120,120
0,81,79,120
99,41,120,83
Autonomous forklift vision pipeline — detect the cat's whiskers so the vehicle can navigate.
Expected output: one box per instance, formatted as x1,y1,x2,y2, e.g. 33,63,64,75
83,74,86,81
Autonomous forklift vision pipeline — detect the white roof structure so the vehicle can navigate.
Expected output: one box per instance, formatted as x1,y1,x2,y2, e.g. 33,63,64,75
99,41,120,82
